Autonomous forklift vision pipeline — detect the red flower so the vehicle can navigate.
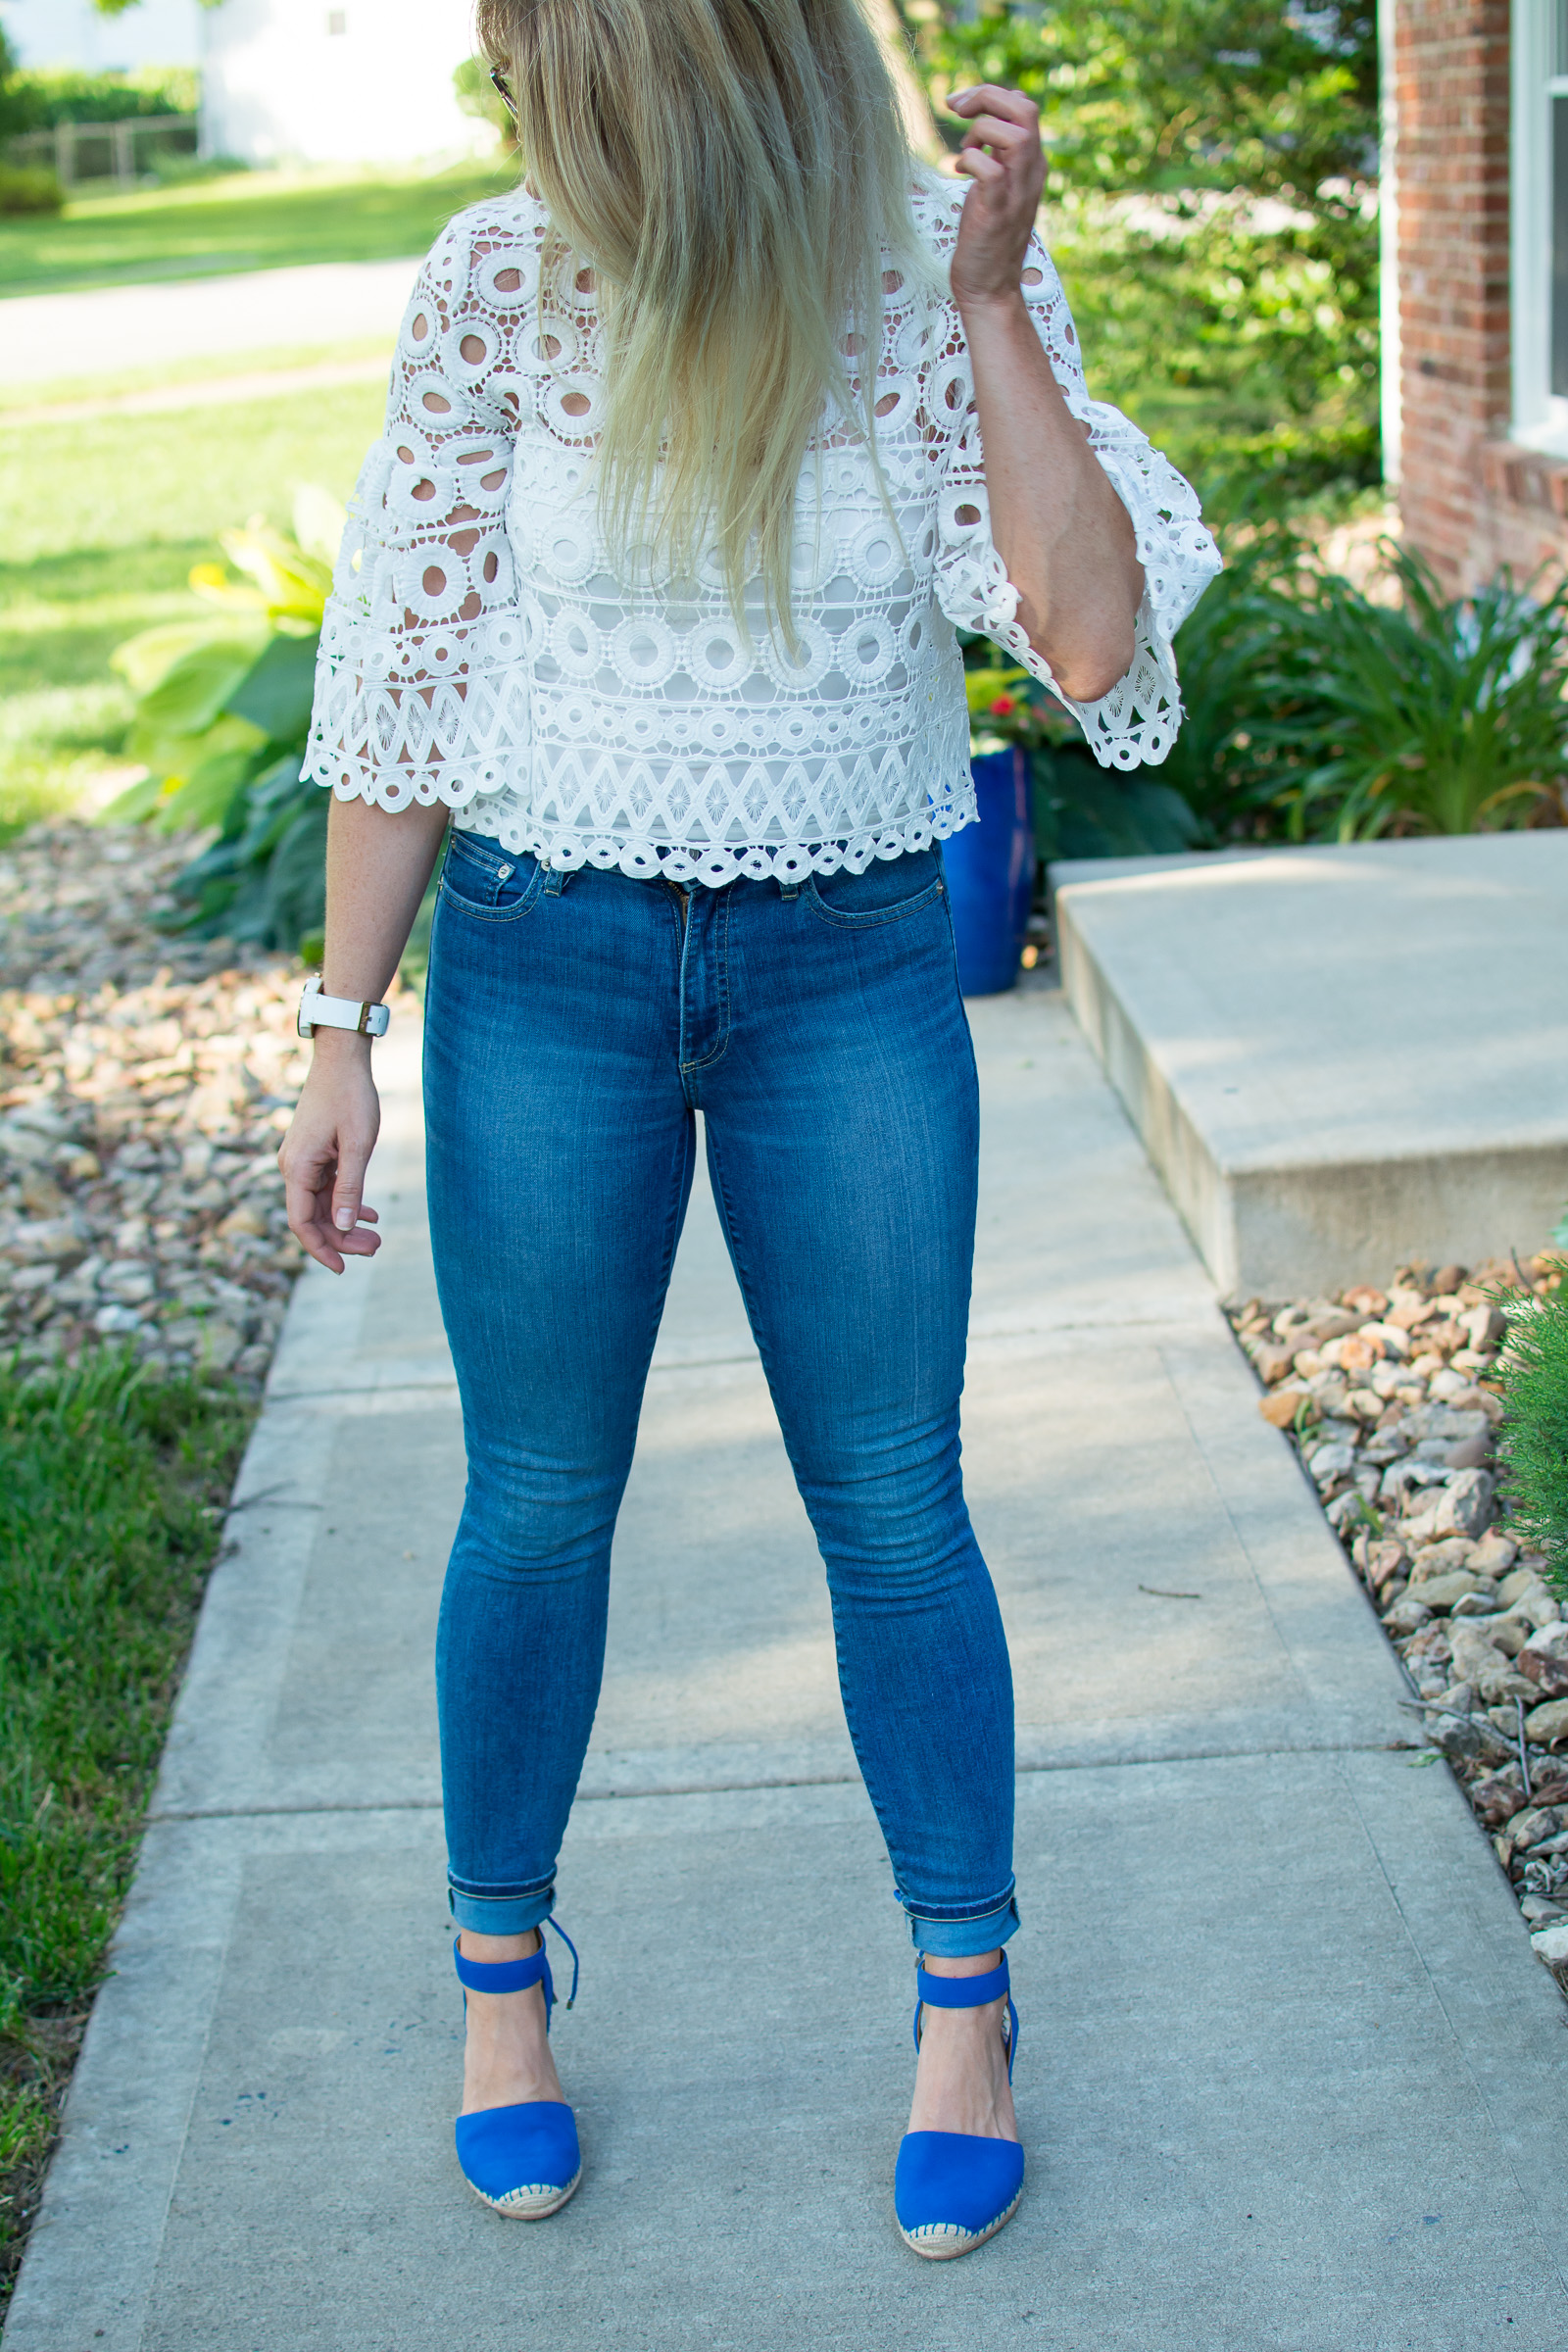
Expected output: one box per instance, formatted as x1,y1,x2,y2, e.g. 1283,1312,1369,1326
989,695,1015,716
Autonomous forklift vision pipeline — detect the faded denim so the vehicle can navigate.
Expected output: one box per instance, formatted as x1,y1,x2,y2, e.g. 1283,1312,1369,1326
424,827,1018,1958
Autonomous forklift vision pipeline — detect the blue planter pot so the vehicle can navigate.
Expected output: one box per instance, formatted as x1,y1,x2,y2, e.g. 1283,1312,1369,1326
944,747,1034,996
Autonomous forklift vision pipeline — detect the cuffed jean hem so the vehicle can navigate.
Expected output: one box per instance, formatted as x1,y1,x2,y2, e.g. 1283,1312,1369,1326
448,1880,557,1937
903,1891,1020,1958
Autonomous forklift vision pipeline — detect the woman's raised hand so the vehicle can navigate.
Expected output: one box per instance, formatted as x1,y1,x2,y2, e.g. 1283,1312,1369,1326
946,85,1046,315
279,1035,383,1276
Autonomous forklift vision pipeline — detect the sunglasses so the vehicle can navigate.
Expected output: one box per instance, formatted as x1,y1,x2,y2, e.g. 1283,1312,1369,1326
490,66,519,125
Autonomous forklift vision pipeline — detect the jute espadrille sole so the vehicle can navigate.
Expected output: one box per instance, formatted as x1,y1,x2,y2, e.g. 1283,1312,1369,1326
463,2163,582,2220
897,2178,1023,2260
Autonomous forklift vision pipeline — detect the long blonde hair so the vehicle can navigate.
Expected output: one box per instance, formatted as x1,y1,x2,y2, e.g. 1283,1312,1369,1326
475,0,928,641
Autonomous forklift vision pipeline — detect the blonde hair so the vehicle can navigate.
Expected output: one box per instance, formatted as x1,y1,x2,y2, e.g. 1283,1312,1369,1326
476,0,928,642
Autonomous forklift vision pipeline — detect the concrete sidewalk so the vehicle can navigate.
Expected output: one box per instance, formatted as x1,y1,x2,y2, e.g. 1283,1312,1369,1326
0,256,417,384
7,979,1567,2351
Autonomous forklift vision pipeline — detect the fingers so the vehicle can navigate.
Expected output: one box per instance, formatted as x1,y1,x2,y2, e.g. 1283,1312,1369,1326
949,83,1039,130
289,1188,381,1277
957,114,1036,160
947,85,1042,211
278,1054,383,1277
954,146,1006,186
949,87,1041,164
330,1134,373,1238
280,1135,382,1276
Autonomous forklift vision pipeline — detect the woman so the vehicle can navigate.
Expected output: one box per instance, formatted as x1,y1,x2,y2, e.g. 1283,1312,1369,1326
282,0,1218,2260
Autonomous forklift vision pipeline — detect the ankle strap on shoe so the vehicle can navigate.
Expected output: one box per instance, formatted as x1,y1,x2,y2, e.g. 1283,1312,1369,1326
454,1941,550,1996
452,1917,580,2015
914,1955,1009,2009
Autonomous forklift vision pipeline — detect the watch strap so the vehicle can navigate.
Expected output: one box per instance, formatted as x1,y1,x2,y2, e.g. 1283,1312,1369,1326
298,977,390,1039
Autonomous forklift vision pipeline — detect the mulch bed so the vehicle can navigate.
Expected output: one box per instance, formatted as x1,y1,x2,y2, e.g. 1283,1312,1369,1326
0,823,307,1383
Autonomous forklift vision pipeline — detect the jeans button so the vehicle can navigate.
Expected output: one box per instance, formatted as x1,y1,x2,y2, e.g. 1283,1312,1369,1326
496,863,514,881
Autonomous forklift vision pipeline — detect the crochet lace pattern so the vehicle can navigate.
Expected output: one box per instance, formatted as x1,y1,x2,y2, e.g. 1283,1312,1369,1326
306,179,1221,884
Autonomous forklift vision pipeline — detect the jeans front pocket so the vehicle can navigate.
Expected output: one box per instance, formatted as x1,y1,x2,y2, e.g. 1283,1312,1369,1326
438,831,545,923
802,846,945,929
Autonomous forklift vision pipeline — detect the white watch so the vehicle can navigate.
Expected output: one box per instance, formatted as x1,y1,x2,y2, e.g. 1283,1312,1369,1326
297,976,390,1039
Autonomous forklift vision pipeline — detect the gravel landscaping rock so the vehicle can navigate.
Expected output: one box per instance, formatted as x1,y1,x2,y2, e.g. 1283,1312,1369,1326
0,823,317,1391
1227,1257,1568,1984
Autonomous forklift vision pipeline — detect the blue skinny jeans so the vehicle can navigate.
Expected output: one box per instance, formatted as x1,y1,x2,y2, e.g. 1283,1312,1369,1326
424,826,1018,1958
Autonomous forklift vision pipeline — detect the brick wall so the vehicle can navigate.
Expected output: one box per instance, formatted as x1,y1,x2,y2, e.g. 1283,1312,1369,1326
1396,0,1568,585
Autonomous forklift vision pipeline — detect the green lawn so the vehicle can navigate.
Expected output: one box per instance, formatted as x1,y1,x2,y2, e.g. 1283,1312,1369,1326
0,163,485,832
0,1354,253,2302
0,158,517,298
0,368,388,835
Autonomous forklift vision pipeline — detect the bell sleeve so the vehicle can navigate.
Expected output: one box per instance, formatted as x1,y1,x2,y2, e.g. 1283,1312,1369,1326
304,207,537,811
923,197,1222,769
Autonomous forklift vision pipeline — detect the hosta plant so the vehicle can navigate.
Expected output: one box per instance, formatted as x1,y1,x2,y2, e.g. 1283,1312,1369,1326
107,488,340,949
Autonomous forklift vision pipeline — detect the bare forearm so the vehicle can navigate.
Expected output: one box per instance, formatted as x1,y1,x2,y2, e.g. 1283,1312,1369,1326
956,288,1144,702
945,82,1144,703
321,792,450,1004
280,794,447,1276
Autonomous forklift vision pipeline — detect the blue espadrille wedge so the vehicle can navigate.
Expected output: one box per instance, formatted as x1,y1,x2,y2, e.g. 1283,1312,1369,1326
453,1921,582,2219
894,1953,1023,2259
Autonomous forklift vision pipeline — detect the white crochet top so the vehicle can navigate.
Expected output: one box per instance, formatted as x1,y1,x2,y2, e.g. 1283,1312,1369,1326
306,179,1220,885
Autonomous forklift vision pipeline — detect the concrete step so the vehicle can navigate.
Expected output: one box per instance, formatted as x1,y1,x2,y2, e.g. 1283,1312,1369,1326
1054,832,1568,1298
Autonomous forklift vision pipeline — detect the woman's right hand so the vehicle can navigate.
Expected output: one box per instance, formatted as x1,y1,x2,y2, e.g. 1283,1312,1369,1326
279,1033,383,1274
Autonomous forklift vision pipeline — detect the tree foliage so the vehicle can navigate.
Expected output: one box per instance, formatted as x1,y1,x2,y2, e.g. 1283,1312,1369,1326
898,0,1380,513
89,0,225,14
0,29,35,141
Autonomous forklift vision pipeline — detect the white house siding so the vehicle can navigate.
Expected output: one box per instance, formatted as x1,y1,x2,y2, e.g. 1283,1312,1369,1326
0,0,202,71
200,0,491,168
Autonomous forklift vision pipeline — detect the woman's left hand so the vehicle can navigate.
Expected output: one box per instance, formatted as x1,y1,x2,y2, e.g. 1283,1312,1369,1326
947,85,1046,314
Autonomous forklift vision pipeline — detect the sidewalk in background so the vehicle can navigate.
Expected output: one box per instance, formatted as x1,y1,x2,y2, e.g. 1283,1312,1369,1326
0,257,420,385
6,978,1566,2350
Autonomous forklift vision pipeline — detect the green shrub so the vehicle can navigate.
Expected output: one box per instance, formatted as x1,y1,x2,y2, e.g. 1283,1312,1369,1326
1049,197,1379,519
1493,1283,1568,1602
971,529,1568,851
1152,524,1316,842
903,0,1380,516
1241,546,1568,839
8,65,199,127
0,166,61,217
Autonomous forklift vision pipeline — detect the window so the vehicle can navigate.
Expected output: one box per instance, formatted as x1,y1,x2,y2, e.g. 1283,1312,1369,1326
1512,1,1568,447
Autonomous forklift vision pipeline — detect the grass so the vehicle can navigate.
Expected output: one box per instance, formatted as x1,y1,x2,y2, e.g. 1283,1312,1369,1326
0,1352,254,2301
0,158,518,298
0,369,388,837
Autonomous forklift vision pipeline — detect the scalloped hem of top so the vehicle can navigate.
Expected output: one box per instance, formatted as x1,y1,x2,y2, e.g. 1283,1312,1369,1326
309,753,986,883
448,808,976,887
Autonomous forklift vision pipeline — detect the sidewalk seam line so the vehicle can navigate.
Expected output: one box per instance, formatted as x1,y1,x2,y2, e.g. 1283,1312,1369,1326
145,1739,1422,1823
